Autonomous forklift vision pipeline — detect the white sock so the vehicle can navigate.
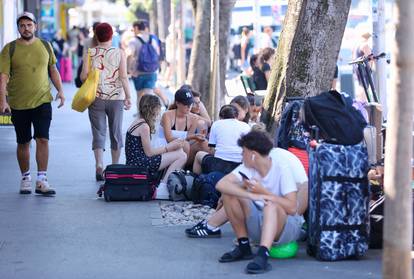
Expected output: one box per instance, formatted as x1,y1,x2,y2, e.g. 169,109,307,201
22,171,31,180
206,222,219,231
37,171,47,182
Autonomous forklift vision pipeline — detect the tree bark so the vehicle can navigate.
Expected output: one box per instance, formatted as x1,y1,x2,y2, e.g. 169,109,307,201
156,0,166,41
382,1,414,278
170,0,177,88
187,0,236,114
209,0,220,120
187,0,211,105
177,0,186,85
262,0,352,135
189,0,196,16
218,0,237,101
149,0,158,36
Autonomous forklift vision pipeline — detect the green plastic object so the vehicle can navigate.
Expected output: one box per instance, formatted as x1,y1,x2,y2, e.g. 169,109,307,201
269,241,299,259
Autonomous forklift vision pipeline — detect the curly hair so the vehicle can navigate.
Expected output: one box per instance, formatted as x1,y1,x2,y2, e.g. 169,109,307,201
139,95,161,134
237,130,273,156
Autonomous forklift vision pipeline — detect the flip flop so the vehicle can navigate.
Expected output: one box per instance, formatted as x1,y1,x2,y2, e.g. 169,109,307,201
219,247,254,263
245,256,272,274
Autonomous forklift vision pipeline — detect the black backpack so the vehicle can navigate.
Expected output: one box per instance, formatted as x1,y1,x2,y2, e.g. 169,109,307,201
191,171,225,208
74,60,83,88
275,100,309,150
303,90,367,145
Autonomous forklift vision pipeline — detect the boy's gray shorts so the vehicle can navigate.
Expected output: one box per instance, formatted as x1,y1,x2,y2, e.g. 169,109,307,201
246,201,304,245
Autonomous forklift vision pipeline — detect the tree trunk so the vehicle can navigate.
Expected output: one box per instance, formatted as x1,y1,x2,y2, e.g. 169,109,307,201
177,0,186,85
382,0,414,278
187,0,211,105
160,0,171,36
149,0,158,36
209,0,220,120
189,0,196,16
156,0,166,41
218,0,237,101
262,0,352,135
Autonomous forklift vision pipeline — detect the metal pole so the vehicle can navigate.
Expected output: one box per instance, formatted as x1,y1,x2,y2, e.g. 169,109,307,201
372,0,387,119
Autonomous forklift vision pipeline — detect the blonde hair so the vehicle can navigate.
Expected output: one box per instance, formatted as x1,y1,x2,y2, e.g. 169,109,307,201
139,95,161,134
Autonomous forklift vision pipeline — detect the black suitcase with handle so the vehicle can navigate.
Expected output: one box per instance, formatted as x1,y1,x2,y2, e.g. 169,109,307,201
98,164,153,201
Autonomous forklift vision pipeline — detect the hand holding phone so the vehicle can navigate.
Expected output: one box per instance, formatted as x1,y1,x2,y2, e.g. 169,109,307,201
239,171,249,180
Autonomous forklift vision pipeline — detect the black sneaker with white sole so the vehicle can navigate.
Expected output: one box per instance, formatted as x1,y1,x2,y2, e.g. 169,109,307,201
185,221,221,238
185,220,205,235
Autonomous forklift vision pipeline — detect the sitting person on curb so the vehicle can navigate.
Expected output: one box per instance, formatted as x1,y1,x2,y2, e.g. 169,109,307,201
246,93,263,125
190,90,211,130
160,87,208,166
186,135,308,241
125,94,187,199
216,130,304,274
193,104,251,175
230,95,251,124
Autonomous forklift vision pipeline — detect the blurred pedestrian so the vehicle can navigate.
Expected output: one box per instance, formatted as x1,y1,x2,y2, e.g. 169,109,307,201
240,27,252,72
0,12,65,195
80,22,132,181
127,20,160,109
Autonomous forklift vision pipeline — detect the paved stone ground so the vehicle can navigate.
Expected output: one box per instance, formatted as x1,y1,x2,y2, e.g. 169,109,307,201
0,81,395,279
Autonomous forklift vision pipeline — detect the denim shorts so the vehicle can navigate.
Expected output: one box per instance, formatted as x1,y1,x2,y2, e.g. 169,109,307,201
11,103,52,144
132,73,157,91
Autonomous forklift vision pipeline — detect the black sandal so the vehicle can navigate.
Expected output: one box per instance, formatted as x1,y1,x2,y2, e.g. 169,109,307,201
219,247,254,263
245,255,272,274
96,167,104,181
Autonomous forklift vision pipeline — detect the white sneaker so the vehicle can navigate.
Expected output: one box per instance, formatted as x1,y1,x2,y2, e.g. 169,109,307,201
156,182,170,200
35,179,56,195
20,177,32,194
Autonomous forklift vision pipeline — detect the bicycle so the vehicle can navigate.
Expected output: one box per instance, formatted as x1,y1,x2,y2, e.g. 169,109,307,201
348,52,389,103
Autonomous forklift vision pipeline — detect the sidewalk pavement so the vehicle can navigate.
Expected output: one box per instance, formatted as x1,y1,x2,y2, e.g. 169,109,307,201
0,82,386,279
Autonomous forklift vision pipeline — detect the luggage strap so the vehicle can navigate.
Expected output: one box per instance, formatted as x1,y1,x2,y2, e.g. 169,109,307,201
105,174,147,179
323,176,368,184
321,224,367,232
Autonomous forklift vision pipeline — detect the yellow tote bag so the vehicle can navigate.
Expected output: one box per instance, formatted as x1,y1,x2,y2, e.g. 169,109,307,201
71,50,100,112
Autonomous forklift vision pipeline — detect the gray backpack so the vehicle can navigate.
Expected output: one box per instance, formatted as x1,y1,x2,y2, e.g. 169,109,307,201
166,170,196,201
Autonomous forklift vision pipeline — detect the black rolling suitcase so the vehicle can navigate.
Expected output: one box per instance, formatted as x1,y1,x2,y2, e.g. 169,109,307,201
98,164,153,201
307,142,370,261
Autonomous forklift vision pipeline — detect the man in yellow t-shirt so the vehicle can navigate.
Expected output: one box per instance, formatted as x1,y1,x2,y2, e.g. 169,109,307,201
0,12,65,196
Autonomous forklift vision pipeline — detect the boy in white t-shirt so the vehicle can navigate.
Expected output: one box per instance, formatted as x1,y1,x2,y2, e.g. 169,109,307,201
216,130,304,274
192,105,251,175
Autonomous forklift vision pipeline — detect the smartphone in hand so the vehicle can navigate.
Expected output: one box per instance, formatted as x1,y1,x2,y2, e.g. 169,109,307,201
239,171,249,180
